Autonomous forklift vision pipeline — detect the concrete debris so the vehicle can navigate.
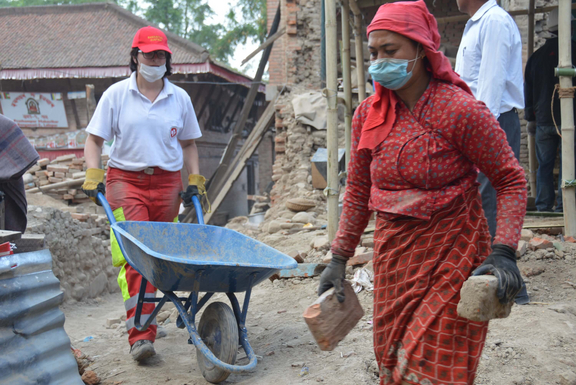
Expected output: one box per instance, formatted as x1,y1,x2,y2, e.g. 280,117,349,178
81,370,100,385
106,318,121,328
520,229,534,241
287,250,306,263
25,205,118,302
559,371,576,385
529,237,553,250
347,251,373,266
457,276,513,322
516,240,527,258
292,211,314,224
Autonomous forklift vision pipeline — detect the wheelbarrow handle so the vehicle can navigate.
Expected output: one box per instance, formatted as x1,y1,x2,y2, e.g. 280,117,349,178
191,195,205,225
97,192,138,269
97,192,116,225
99,192,204,225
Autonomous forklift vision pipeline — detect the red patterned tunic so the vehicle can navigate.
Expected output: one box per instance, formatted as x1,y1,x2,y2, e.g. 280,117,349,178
331,79,527,385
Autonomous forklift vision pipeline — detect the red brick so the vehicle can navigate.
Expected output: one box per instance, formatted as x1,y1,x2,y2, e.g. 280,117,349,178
347,251,373,266
303,281,364,351
529,237,554,250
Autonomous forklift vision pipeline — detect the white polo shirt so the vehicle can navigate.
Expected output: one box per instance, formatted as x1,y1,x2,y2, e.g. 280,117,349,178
86,72,202,172
455,0,524,119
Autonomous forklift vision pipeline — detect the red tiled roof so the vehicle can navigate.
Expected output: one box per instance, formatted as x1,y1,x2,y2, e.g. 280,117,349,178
0,2,209,70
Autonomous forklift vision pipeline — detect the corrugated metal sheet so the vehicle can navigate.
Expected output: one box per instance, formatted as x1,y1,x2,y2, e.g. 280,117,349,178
0,249,83,385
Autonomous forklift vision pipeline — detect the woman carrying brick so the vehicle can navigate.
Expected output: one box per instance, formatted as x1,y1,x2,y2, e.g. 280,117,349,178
317,2,527,384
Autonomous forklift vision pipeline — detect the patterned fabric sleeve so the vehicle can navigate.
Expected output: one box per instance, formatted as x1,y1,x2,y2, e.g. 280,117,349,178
440,92,527,248
331,97,374,258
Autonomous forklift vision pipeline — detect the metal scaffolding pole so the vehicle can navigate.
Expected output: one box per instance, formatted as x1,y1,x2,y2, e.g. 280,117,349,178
341,0,352,168
325,0,339,243
527,0,538,197
558,0,576,236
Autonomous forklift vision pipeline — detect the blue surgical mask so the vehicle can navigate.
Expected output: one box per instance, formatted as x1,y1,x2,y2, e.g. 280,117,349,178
368,49,422,90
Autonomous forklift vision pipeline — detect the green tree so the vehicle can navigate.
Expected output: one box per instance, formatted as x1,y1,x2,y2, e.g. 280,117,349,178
1,0,267,65
143,0,182,35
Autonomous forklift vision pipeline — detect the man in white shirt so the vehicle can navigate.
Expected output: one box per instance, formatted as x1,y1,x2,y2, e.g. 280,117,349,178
455,0,524,238
456,0,528,304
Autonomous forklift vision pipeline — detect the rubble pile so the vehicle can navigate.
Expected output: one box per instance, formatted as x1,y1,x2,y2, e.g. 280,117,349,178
26,205,118,301
226,88,375,271
23,154,109,203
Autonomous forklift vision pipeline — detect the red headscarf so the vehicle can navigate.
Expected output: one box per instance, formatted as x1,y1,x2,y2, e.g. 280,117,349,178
358,0,472,150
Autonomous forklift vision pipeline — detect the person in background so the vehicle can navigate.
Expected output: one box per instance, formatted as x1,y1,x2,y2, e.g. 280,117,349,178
455,0,524,239
0,114,39,233
82,26,205,362
318,2,526,384
455,0,529,305
525,9,576,213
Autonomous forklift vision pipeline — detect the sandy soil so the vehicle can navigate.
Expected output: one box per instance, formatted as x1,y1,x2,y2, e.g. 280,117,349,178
62,244,576,385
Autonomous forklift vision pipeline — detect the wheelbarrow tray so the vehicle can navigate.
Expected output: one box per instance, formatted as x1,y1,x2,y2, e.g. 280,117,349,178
111,221,297,293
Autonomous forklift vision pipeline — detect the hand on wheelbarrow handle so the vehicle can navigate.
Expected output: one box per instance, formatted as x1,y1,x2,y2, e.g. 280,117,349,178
97,192,205,225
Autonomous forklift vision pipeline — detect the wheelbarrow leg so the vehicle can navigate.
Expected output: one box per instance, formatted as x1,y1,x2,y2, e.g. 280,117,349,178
226,273,257,346
133,276,168,332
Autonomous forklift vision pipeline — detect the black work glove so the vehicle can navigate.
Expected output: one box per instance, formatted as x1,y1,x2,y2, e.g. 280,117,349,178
318,254,347,303
179,185,199,207
82,183,106,206
472,244,523,304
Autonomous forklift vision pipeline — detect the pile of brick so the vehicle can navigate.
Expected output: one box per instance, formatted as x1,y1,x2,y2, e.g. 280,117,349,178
23,154,109,203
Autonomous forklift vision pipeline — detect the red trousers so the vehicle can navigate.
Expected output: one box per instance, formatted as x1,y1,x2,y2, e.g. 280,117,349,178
106,167,182,346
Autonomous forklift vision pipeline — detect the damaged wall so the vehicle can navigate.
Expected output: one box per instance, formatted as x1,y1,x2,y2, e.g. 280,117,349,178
26,205,118,302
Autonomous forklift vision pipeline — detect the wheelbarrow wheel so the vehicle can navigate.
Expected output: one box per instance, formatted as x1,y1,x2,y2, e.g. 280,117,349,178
196,302,239,384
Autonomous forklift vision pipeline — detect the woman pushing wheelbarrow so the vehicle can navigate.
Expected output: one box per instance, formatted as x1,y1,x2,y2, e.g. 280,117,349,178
82,26,207,362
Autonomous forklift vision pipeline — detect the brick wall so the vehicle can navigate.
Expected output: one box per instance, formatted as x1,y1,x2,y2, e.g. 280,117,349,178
268,0,285,86
267,0,323,88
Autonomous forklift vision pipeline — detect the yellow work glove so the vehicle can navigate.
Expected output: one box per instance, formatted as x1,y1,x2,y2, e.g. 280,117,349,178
81,168,105,205
179,174,211,212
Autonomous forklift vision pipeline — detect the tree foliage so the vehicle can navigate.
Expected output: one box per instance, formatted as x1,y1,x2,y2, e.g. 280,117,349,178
1,0,266,64
143,0,267,63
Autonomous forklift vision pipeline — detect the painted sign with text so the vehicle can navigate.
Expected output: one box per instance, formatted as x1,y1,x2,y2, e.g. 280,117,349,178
0,92,68,128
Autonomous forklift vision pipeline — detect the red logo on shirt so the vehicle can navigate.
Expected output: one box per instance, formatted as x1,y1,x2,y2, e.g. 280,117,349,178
170,127,177,138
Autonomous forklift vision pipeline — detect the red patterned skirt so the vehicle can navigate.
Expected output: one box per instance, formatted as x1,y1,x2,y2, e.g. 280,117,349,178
373,189,491,385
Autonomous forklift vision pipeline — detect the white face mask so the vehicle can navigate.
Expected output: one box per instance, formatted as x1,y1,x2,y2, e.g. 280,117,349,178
138,62,166,82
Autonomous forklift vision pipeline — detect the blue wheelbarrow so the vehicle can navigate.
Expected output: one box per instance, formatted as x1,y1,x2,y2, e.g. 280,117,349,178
97,193,296,383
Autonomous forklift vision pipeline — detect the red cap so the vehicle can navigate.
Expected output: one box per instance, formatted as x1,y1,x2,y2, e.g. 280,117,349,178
132,26,172,54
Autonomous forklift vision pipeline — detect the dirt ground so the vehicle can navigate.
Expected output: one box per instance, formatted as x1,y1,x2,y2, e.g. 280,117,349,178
62,237,576,385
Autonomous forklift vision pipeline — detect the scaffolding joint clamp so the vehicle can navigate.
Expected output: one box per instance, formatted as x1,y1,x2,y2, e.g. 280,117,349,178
562,179,576,188
323,187,339,197
555,67,576,77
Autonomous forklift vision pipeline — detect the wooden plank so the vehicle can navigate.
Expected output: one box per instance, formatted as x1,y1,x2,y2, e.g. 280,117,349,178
26,178,85,193
207,4,280,192
203,102,275,224
217,87,239,128
241,26,286,66
86,84,96,123
0,230,22,243
196,85,219,121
